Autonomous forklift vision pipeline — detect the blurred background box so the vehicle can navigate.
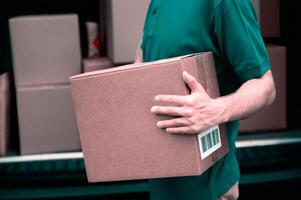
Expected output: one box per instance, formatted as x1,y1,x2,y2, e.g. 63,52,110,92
240,45,286,132
83,57,113,73
9,14,81,87
253,0,280,38
9,14,82,155
16,85,80,155
0,73,10,156
105,0,150,64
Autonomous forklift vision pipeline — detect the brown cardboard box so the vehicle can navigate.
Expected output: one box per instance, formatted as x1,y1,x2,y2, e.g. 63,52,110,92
83,57,113,73
16,85,81,154
70,52,228,182
105,0,150,64
0,73,10,156
9,14,81,87
240,45,286,132
253,0,280,38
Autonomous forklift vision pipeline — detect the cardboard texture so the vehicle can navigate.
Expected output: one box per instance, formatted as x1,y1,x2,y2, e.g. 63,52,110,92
83,57,113,73
16,85,81,155
70,52,228,182
9,14,81,87
105,0,150,64
253,0,280,38
240,45,286,132
0,73,10,156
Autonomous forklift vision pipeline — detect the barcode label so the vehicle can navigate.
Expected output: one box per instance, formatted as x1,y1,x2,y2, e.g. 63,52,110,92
197,125,222,160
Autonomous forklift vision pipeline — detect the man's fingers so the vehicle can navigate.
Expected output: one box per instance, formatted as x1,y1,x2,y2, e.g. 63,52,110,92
165,126,197,134
154,94,187,106
156,117,191,128
151,106,190,117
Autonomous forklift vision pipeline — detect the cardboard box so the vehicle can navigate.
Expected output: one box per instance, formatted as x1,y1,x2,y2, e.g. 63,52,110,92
70,52,228,182
9,14,81,87
0,73,10,156
253,0,280,38
105,0,150,64
16,84,81,154
240,45,286,132
83,57,113,73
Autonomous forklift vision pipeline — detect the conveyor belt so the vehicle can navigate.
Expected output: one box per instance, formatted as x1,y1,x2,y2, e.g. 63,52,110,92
0,129,301,199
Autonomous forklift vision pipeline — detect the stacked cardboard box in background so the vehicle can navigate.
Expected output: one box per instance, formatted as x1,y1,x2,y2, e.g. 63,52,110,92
83,57,113,73
0,73,10,156
253,0,280,38
9,14,82,154
105,0,150,64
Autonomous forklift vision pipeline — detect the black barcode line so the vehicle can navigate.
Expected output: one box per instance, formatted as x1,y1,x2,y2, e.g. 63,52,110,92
210,131,214,147
213,129,217,145
214,129,219,144
201,136,207,152
206,133,210,150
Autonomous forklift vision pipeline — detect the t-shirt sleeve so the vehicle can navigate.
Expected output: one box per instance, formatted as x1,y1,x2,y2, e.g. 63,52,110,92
213,0,270,82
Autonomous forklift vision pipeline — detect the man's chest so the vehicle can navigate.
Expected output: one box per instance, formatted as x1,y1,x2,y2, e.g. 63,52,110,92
142,0,216,58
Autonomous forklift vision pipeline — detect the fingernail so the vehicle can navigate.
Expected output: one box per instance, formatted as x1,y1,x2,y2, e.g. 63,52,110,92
154,96,159,101
157,122,161,127
151,106,156,112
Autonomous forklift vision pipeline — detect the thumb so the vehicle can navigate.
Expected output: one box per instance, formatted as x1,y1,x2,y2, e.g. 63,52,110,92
183,71,205,93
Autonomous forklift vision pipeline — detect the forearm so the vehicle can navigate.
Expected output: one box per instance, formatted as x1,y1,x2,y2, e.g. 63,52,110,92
216,70,276,124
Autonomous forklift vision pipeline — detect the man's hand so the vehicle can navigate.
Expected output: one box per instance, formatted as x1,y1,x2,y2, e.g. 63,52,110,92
151,71,225,134
151,69,276,135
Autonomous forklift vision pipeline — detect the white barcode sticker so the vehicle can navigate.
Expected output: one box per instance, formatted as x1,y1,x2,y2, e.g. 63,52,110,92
197,125,222,160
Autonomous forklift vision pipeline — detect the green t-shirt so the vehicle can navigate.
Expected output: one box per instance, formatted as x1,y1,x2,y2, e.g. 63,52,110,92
141,0,270,199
